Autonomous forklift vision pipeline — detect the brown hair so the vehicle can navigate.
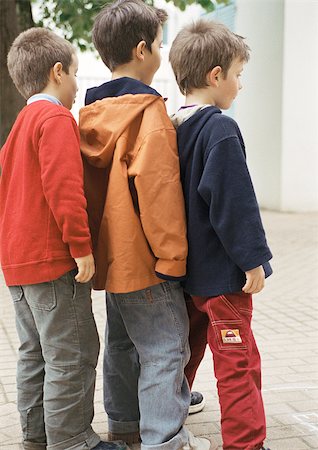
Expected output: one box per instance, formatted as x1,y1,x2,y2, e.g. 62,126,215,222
92,0,168,71
7,27,75,99
169,20,250,95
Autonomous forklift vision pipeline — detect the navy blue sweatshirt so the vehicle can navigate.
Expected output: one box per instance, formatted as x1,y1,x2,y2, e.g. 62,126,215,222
171,105,272,296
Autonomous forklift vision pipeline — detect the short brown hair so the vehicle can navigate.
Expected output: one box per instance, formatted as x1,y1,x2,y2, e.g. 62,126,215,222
169,20,250,95
92,0,168,71
7,27,75,99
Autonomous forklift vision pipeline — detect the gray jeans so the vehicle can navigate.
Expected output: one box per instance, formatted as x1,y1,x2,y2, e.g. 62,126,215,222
9,269,101,450
104,281,191,450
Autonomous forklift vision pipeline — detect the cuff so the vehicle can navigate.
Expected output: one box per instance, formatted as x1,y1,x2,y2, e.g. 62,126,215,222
69,241,92,259
263,261,273,278
155,271,186,282
155,258,186,279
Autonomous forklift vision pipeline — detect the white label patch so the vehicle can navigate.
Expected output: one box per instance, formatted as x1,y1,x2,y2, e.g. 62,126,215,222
221,329,242,344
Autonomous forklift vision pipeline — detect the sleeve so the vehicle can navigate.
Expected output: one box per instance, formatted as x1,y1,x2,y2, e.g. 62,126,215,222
198,135,272,272
38,114,92,258
133,127,188,279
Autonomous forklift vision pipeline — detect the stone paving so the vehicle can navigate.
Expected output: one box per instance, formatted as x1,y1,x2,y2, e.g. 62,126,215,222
0,211,318,449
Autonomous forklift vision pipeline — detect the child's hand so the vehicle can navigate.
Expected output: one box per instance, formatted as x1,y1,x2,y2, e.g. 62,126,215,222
242,265,265,294
74,254,95,283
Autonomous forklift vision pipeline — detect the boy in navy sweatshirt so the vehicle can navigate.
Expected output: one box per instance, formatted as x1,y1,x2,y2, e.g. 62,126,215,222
169,20,272,450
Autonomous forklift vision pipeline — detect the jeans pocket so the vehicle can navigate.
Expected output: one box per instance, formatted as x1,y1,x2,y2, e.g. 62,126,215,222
72,279,92,301
9,286,23,303
24,281,57,311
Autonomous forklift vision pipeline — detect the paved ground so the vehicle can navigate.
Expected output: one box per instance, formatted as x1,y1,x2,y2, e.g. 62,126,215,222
0,210,318,450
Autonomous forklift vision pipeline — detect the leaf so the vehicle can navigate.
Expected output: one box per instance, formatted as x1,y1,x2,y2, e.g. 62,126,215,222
33,0,228,51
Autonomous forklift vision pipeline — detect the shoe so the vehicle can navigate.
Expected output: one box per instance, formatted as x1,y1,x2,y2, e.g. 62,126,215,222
188,391,206,414
92,441,130,450
108,431,140,444
181,430,211,450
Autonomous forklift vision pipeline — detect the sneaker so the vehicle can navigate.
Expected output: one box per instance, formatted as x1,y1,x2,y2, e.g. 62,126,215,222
108,431,140,444
189,391,206,414
181,430,211,450
92,441,130,450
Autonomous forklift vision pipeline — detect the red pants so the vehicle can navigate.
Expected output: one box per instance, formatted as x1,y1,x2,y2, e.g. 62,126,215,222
185,292,266,450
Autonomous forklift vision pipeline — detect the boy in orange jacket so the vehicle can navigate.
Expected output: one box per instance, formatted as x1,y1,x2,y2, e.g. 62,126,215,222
80,1,214,450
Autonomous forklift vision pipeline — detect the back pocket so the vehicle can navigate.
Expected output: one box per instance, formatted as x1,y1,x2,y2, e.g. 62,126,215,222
24,281,57,311
9,286,23,303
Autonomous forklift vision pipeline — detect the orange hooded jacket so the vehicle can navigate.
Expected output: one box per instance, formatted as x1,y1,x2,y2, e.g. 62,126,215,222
80,78,187,293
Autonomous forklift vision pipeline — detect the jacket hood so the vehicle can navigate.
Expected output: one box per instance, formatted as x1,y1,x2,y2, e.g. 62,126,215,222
170,104,214,129
80,77,162,168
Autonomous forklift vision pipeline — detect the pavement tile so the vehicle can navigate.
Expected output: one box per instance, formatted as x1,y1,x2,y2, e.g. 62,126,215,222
0,211,318,448
280,373,318,383
268,351,315,359
262,390,311,404
186,411,220,426
293,364,318,374
303,435,318,448
0,445,23,450
289,401,318,413
265,437,312,449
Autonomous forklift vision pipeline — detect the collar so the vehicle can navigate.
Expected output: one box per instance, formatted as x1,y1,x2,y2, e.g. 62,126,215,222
27,93,62,106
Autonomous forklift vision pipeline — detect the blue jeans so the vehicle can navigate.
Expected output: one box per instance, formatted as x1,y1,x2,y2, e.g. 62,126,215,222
9,269,101,450
104,281,191,450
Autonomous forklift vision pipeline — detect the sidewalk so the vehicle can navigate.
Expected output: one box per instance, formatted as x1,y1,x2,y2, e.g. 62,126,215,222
1,211,318,449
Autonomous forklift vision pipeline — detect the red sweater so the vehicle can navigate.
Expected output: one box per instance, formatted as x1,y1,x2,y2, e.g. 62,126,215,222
0,101,92,286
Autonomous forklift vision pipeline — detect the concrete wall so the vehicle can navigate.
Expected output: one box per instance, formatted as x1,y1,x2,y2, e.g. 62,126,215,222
235,0,318,211
281,0,318,211
235,0,284,210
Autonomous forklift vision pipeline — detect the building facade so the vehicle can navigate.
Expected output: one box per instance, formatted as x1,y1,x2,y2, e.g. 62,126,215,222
74,0,318,212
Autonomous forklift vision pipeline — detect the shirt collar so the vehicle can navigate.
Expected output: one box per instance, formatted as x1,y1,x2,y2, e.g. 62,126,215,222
27,93,62,106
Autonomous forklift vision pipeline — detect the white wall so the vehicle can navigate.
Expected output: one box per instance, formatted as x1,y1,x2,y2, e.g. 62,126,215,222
281,0,318,211
235,0,285,210
235,0,318,211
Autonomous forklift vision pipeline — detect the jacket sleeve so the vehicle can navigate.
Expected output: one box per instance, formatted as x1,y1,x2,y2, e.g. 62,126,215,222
198,135,272,272
38,114,92,258
133,127,188,279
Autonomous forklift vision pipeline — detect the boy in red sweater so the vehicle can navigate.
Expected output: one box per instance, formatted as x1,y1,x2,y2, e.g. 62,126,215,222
0,28,127,450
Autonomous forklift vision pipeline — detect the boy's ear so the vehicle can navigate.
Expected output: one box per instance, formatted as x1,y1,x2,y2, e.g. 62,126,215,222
51,62,63,84
207,66,222,87
135,40,147,62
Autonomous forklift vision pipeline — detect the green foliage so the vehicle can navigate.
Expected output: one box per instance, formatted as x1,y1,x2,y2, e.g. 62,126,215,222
166,0,228,12
36,0,228,51
37,0,110,51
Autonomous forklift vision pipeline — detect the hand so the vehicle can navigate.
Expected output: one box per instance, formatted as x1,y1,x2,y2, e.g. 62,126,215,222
74,254,95,283
242,265,265,294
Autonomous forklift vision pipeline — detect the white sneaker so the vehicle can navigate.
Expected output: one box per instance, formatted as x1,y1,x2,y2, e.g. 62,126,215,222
181,430,211,450
189,391,206,414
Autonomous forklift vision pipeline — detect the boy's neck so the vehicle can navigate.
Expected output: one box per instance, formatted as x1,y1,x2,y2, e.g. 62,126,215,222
112,65,149,85
185,89,216,107
41,85,62,103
